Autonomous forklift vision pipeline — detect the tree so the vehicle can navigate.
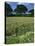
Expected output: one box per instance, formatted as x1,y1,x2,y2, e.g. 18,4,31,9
5,2,13,16
14,5,28,13
29,9,34,17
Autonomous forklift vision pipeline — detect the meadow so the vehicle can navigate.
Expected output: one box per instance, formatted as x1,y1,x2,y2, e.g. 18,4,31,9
6,17,34,44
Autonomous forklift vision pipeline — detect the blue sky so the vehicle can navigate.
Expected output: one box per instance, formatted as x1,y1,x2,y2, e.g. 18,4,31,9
6,2,34,11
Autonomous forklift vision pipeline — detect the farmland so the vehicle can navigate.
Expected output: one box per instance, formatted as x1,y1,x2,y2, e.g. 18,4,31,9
6,17,34,44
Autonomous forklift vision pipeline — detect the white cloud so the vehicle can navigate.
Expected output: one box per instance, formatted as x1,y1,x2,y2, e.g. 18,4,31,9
17,2,24,5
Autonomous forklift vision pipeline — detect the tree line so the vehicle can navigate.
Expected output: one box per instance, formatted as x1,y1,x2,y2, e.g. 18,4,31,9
5,2,34,17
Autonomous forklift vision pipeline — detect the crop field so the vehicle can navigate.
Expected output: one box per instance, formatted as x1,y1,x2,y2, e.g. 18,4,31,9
6,17,34,44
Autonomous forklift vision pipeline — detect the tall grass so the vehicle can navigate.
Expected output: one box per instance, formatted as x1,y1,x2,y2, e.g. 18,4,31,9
6,17,34,44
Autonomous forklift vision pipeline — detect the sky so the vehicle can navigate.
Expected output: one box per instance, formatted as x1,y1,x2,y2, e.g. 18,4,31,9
6,2,34,11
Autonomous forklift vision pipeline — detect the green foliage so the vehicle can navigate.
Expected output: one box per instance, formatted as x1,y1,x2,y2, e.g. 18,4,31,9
14,5,28,13
29,9,34,17
5,2,13,16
